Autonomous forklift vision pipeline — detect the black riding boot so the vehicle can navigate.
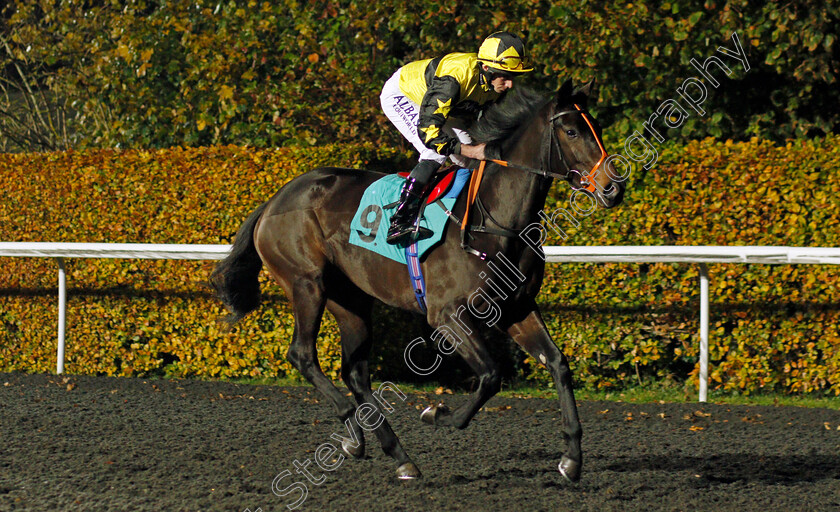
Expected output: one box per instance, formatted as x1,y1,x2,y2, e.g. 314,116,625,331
386,176,433,245
387,160,441,245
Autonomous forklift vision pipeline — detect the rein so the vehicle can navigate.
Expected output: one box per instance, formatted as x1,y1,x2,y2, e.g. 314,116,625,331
457,103,607,259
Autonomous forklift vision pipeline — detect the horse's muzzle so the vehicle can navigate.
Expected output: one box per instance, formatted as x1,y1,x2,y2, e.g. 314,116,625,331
595,180,625,208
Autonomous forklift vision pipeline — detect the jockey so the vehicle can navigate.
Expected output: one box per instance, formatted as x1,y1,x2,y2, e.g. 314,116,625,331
380,31,534,245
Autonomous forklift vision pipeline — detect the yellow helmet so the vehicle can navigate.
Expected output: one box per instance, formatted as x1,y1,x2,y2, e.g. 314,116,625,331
477,31,534,74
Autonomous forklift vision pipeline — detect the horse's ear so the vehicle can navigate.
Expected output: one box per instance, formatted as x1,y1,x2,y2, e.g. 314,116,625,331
557,79,574,102
573,78,596,104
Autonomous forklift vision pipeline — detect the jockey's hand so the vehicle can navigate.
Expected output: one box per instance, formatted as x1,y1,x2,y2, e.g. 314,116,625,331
459,143,487,161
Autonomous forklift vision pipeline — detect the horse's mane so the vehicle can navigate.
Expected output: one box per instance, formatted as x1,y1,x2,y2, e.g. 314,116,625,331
468,86,553,145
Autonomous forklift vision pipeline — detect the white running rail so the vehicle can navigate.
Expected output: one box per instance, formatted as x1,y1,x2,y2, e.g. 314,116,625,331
0,243,231,376
3,242,840,402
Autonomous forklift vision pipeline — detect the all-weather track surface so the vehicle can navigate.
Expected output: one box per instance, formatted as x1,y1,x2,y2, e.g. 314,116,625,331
1,372,839,512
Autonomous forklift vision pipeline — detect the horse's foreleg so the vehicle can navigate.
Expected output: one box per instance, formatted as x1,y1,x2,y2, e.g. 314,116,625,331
327,298,419,479
425,313,501,430
507,308,582,482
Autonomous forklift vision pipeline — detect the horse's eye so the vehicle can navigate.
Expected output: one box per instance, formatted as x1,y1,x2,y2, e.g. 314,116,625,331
566,129,578,138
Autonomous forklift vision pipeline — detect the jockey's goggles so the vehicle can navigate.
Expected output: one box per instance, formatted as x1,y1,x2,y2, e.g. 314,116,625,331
479,55,534,73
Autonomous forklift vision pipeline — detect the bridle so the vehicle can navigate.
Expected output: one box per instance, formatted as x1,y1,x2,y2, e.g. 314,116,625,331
455,102,609,259
485,103,608,194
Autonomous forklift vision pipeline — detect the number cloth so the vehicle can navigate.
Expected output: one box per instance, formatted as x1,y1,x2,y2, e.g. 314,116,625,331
348,169,471,264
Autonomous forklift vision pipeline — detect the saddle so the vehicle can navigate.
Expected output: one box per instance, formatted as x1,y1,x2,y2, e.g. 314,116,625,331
396,165,460,205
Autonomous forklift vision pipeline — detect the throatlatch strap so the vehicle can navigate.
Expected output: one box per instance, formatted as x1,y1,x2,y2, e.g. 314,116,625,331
405,241,427,313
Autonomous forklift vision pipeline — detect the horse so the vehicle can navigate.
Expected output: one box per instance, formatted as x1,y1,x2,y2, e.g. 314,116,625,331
210,78,625,483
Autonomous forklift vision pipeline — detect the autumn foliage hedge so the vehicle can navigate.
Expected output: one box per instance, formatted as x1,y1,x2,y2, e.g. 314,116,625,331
3,0,838,151
1,138,839,394
0,144,412,381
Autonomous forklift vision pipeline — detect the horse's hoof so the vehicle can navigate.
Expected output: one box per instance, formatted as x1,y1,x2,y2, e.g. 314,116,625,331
420,405,436,424
396,462,422,480
558,455,581,483
340,438,365,459
420,403,449,425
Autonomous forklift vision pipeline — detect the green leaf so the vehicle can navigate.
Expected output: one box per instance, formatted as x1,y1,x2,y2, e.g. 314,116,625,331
689,12,703,26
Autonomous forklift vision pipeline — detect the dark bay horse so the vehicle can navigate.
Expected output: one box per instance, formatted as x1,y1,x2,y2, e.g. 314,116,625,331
211,79,625,482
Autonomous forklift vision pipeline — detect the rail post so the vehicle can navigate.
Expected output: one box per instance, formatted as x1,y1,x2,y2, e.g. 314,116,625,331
56,257,66,374
699,263,709,402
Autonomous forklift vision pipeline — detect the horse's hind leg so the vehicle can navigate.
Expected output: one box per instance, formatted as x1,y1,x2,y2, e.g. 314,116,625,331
327,295,420,479
283,275,367,457
507,307,582,483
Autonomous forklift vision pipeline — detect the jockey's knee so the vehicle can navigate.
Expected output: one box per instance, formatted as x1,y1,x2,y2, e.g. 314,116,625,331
408,160,441,183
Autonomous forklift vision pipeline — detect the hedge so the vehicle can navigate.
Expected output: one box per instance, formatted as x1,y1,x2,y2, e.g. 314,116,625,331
2,1,838,151
1,138,839,394
0,144,412,381
528,135,840,394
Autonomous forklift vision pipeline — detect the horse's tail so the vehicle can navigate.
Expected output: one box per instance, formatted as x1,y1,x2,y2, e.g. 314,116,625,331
210,201,269,323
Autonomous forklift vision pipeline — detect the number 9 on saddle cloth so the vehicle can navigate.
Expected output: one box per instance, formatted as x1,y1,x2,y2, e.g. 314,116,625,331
348,167,471,265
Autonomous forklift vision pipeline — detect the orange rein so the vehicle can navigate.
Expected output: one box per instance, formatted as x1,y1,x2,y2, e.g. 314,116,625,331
572,103,607,193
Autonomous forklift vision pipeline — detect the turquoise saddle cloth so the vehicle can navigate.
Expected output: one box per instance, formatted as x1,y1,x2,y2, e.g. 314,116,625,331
348,169,471,264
